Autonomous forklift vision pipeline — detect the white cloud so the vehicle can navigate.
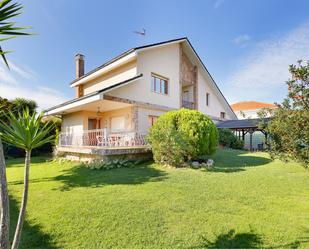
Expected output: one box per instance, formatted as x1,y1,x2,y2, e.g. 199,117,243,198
225,22,309,102
233,34,251,45
214,0,224,9
0,61,68,110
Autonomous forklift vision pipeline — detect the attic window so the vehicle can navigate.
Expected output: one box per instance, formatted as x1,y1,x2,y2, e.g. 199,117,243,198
151,73,168,95
220,112,226,119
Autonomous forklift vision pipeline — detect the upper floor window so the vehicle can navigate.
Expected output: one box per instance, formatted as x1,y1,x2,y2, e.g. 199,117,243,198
206,92,210,106
220,112,226,119
151,73,168,95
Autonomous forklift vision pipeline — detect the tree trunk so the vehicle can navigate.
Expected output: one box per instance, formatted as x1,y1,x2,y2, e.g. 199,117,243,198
11,150,31,249
0,139,9,249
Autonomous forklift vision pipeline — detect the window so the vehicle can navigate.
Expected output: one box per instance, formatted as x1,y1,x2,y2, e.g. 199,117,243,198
151,74,168,95
206,93,210,106
148,115,158,126
111,116,125,132
220,112,226,119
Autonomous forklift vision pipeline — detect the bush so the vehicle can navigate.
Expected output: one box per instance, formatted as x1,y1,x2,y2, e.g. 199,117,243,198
218,129,244,150
147,109,218,167
84,158,149,170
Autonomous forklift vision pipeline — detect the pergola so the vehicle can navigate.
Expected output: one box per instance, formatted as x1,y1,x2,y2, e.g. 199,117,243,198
216,118,271,151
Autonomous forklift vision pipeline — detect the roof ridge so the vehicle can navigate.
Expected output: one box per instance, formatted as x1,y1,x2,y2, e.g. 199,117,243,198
70,37,188,86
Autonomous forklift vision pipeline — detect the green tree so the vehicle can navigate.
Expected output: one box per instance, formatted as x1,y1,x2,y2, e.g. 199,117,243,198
147,109,218,167
264,60,309,167
0,110,54,249
11,98,37,115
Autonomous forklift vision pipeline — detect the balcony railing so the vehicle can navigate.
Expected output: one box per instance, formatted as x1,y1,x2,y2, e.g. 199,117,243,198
182,100,195,110
59,129,147,148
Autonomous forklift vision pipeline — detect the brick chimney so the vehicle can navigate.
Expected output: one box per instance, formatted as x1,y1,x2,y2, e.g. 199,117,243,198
75,53,84,98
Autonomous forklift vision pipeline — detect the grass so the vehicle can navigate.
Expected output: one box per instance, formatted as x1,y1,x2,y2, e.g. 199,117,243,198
6,149,309,249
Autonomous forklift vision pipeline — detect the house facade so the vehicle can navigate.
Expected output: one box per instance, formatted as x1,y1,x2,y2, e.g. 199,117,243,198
231,101,277,119
45,38,236,160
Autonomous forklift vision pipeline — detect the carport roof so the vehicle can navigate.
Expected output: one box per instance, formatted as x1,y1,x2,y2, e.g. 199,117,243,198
216,118,271,129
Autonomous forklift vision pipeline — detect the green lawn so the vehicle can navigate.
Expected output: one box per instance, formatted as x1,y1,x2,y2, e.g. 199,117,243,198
6,149,309,249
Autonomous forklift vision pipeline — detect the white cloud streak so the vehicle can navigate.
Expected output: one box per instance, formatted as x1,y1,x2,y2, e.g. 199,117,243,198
233,34,251,45
226,22,309,102
0,61,68,110
214,0,224,9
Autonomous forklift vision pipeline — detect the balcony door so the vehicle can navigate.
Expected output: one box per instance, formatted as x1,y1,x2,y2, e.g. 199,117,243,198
88,118,100,130
183,90,189,102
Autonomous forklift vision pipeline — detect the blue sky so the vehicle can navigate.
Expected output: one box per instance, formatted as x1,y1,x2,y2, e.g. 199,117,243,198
0,0,309,109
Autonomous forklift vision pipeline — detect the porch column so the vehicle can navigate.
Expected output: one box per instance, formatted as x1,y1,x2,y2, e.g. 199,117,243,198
132,105,139,133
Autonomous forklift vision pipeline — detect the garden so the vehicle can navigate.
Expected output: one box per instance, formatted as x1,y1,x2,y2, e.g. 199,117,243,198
6,149,309,248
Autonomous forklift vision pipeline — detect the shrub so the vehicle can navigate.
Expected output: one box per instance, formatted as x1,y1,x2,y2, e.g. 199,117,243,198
85,159,134,170
218,128,244,150
147,109,218,167
84,158,149,170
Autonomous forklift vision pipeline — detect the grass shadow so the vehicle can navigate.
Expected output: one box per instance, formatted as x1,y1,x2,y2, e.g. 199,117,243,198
210,150,272,173
7,161,168,191
53,162,168,191
191,229,306,249
191,229,263,248
9,196,58,249
6,156,53,168
54,163,168,191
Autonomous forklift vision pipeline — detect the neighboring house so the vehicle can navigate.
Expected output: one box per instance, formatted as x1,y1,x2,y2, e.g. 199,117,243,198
229,101,277,150
231,101,277,119
45,37,237,160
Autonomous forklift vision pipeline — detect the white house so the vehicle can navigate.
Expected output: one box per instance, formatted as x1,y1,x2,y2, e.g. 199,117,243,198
45,37,237,160
231,101,277,119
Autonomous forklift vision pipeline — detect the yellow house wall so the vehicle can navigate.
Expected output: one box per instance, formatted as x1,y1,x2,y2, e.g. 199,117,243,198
108,43,181,109
61,107,134,133
61,111,85,133
197,70,233,120
83,60,137,95
137,107,167,135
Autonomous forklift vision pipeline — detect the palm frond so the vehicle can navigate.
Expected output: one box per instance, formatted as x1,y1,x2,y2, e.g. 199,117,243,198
0,0,31,68
0,109,55,151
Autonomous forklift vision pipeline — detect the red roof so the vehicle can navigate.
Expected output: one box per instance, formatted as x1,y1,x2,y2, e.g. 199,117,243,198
231,101,277,111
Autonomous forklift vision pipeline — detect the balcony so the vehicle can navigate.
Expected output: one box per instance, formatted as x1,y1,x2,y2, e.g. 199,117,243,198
59,129,147,149
182,100,195,110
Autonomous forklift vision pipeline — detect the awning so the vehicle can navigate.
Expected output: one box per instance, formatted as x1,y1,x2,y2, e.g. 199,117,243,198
44,74,143,116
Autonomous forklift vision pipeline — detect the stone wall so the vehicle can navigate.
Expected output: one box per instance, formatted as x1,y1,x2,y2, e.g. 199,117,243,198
179,46,198,109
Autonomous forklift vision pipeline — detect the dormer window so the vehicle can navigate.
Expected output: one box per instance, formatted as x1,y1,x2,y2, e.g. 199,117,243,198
151,73,168,95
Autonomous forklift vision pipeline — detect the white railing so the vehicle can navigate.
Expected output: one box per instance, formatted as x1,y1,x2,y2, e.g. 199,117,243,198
182,100,195,110
59,129,147,148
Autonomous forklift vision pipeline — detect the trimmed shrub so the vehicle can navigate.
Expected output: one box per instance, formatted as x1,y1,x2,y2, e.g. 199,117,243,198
147,109,218,167
218,128,244,150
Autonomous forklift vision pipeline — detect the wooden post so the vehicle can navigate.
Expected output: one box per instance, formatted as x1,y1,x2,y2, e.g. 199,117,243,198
249,130,254,152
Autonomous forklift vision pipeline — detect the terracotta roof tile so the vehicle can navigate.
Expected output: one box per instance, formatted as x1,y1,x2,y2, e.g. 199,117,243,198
231,101,277,111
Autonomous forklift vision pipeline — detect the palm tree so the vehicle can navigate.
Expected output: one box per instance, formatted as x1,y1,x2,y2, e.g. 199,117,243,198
0,0,31,68
11,98,37,115
0,103,10,249
0,109,54,249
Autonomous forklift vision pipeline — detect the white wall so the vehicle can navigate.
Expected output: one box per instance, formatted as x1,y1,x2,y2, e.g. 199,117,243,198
109,43,180,109
83,60,137,95
197,70,234,120
61,112,85,133
234,109,272,119
137,107,167,135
